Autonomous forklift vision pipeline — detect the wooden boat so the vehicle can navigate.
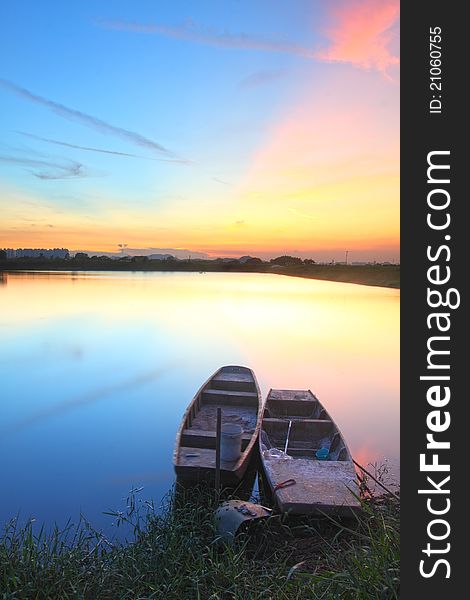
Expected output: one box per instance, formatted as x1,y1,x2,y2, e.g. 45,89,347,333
259,389,360,516
174,366,263,485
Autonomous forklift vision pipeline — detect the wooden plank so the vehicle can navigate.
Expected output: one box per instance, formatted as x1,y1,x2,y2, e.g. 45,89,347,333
264,457,360,515
203,388,258,399
268,389,317,402
265,389,321,418
178,446,242,469
212,368,255,393
181,428,251,450
211,379,256,392
213,371,254,383
263,418,332,425
202,388,259,406
183,427,253,440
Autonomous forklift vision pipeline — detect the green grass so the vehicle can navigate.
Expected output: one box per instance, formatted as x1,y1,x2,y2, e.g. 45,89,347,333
0,484,399,599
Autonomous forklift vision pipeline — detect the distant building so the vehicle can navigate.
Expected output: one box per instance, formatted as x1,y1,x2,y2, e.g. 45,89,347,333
3,248,70,259
14,248,70,259
1,248,16,258
131,255,149,262
148,253,176,260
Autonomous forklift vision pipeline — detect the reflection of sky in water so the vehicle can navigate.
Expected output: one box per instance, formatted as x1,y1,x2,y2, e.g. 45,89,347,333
0,271,399,533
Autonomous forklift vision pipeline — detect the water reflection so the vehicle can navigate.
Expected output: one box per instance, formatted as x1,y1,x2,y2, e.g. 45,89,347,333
5,366,174,434
0,271,399,532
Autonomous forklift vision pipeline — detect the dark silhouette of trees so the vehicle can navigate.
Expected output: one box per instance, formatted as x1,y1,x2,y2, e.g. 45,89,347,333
244,257,263,265
270,255,303,266
131,255,149,263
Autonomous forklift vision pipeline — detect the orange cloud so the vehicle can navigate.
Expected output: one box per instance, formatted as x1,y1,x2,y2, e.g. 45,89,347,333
316,0,399,72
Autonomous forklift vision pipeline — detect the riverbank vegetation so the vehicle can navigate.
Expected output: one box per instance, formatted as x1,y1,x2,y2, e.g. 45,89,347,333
0,255,400,289
0,483,399,599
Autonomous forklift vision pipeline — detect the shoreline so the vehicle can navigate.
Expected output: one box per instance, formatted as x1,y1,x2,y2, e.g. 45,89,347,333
0,261,400,289
0,483,399,599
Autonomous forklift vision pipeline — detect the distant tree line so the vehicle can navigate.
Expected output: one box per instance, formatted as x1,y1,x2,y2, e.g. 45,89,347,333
0,251,399,267
38,253,316,265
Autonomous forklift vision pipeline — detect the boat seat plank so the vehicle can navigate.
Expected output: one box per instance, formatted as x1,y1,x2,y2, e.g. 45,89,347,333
202,388,259,407
178,446,244,469
263,418,332,425
181,428,252,449
203,389,258,399
183,428,252,440
268,389,317,402
213,372,254,383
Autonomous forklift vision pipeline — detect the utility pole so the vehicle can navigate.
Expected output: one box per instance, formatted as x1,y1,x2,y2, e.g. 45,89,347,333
345,250,349,265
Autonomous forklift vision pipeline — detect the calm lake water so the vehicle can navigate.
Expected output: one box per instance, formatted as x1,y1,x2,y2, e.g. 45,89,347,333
0,271,399,533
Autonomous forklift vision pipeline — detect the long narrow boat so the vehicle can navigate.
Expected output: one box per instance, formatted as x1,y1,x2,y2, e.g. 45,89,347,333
259,389,360,516
174,366,263,485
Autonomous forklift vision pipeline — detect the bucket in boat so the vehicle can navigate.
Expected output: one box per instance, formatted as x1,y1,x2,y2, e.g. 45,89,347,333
220,424,243,462
316,447,329,461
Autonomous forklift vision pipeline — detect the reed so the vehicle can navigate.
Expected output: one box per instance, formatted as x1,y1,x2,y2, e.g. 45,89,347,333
0,484,399,599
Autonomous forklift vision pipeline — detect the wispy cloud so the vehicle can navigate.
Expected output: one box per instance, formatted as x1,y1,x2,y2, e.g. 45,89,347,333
0,79,178,157
101,19,316,59
316,0,399,72
102,3,399,75
288,207,316,221
238,69,286,89
212,177,232,186
17,131,190,164
0,154,86,179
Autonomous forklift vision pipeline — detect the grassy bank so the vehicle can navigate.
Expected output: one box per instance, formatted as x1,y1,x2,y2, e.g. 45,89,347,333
271,264,400,289
0,485,399,599
0,260,400,289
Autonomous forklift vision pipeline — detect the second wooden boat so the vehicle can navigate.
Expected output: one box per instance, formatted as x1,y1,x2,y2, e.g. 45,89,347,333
174,366,262,486
259,389,360,516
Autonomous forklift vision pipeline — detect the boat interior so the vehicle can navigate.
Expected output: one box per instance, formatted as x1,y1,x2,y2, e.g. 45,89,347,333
261,390,349,461
179,366,259,453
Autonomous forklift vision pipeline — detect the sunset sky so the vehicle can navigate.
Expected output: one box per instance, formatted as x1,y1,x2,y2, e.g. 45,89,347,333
0,0,399,261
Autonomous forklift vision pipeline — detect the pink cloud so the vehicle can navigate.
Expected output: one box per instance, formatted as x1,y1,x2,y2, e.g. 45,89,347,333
316,0,399,72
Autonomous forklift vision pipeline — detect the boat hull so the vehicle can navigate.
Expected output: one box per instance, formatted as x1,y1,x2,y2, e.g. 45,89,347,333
174,366,263,484
260,389,360,516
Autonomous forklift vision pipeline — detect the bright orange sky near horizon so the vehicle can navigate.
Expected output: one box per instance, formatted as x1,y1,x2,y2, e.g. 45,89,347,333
0,1,399,261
